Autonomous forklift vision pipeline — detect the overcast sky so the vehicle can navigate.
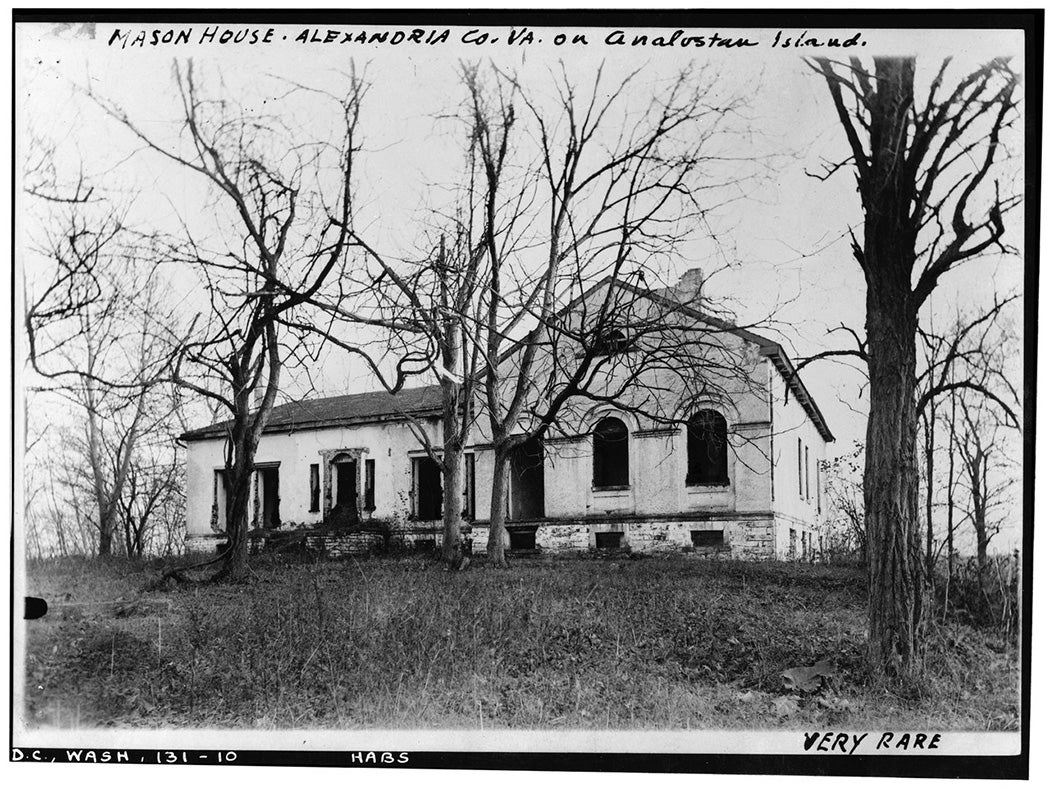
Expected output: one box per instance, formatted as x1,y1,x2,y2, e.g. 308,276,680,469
16,20,1027,549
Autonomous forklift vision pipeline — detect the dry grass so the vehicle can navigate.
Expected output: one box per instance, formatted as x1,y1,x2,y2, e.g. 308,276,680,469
23,553,1020,730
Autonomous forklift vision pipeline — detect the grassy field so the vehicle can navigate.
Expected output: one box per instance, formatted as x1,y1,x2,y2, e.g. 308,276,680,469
22,553,1020,730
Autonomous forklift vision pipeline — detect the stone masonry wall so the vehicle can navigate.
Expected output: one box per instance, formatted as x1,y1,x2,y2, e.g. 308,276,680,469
193,516,778,560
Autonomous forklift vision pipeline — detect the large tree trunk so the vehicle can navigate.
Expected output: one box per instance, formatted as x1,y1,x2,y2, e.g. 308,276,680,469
864,285,924,675
486,446,510,568
441,440,465,565
215,458,252,582
214,415,259,582
439,351,466,565
861,58,926,677
97,519,114,557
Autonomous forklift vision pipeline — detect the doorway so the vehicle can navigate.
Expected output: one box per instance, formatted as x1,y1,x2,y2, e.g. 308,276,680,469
509,437,545,520
334,459,358,512
258,466,280,529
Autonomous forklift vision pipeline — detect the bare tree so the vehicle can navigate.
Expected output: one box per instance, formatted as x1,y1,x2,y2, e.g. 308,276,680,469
448,62,754,566
90,61,370,581
809,56,1020,676
951,393,1018,581
820,441,866,561
917,293,1019,576
24,151,182,557
319,61,756,569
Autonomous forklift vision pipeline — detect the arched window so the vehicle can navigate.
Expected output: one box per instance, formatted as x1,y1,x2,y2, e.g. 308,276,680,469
593,416,630,488
594,329,630,355
686,410,729,486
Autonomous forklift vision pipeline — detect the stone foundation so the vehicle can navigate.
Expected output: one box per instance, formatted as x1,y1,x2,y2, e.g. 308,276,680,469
185,533,225,554
186,514,785,560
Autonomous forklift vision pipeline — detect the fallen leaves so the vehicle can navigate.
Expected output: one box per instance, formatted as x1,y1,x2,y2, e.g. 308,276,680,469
781,659,836,693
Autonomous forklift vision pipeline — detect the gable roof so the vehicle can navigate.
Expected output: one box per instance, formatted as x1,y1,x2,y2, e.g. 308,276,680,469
501,277,835,442
180,384,443,443
641,283,835,442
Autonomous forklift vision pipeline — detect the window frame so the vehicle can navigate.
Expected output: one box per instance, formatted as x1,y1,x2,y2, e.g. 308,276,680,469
411,455,443,521
593,328,631,356
798,438,804,498
592,416,631,490
685,409,730,488
463,452,476,520
364,458,376,511
308,463,320,513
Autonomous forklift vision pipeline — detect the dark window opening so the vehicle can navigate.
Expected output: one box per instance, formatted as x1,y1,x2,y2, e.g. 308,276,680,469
509,528,537,550
510,437,545,519
414,538,436,553
789,528,798,558
213,469,229,532
309,464,320,512
413,456,443,520
594,328,630,355
364,458,376,511
259,466,280,530
686,410,729,486
690,529,725,548
595,531,624,550
593,417,629,488
806,445,814,500
463,453,476,520
797,438,804,498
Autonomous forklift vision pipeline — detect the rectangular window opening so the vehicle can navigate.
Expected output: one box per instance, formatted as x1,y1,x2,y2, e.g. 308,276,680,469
690,529,725,548
213,469,229,531
463,453,476,520
789,528,798,559
509,528,537,550
805,445,810,500
595,531,624,550
797,438,803,498
309,464,320,512
364,458,376,511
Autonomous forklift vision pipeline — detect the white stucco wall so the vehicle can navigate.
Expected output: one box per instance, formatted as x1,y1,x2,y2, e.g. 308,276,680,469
184,416,441,539
184,285,832,561
769,357,829,536
478,324,778,521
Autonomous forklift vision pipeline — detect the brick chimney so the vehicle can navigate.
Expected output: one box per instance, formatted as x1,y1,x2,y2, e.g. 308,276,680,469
675,268,705,304
253,378,266,410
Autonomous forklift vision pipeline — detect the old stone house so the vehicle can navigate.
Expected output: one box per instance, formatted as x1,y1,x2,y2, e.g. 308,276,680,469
181,274,834,560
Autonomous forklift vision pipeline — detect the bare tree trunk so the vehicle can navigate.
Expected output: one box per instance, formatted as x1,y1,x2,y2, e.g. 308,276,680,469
216,457,253,582
864,278,925,675
923,404,936,578
84,373,115,556
487,446,510,568
946,397,957,589
441,434,465,565
851,59,926,678
861,62,927,670
973,470,989,583
813,55,1018,679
